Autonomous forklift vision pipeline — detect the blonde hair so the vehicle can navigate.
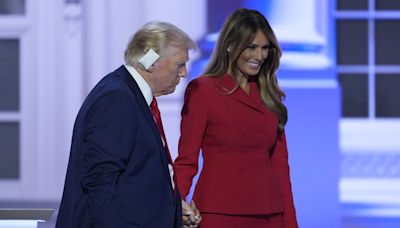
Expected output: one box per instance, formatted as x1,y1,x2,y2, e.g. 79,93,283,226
124,21,196,68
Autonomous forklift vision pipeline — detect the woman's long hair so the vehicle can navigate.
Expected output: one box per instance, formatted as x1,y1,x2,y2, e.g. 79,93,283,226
203,8,287,132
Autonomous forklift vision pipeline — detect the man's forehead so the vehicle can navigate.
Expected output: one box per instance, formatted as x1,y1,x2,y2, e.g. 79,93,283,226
163,47,189,61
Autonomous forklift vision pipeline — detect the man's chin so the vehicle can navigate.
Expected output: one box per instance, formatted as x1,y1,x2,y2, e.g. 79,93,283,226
162,87,176,96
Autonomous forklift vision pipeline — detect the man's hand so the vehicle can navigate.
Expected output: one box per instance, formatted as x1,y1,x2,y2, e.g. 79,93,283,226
182,200,201,228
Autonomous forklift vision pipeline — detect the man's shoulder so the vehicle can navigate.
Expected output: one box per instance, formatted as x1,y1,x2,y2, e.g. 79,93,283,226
81,71,137,110
91,69,133,96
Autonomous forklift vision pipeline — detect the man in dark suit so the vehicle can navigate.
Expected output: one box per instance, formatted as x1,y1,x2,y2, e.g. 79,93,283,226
56,21,199,228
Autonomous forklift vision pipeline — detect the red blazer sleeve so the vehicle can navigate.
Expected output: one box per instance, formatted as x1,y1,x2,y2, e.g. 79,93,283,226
174,79,208,198
271,131,299,228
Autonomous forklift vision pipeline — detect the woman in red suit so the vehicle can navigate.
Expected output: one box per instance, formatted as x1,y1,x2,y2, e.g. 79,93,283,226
174,8,298,228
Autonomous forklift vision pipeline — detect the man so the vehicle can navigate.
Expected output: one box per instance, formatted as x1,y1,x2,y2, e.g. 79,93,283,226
56,21,200,228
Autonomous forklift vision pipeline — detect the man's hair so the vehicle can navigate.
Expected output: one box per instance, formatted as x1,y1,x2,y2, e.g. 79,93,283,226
124,21,196,67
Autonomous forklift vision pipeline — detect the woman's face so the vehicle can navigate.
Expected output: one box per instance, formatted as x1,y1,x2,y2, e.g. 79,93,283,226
235,30,270,77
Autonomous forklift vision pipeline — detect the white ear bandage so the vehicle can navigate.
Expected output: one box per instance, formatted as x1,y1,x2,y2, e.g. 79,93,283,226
138,48,160,70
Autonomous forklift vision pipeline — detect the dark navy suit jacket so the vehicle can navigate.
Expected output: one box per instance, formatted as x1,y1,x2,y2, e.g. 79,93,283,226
56,66,181,228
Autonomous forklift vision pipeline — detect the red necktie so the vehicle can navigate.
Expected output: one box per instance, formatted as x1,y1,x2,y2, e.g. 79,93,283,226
150,98,179,194
150,98,173,164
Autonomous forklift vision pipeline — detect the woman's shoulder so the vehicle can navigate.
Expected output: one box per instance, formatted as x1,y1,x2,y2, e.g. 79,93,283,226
187,74,226,89
190,75,216,83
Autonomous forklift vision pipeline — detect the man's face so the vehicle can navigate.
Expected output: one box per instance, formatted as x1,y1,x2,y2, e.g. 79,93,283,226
151,46,189,96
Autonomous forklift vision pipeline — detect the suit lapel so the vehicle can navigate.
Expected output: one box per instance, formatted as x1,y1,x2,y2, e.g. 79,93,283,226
115,66,172,182
217,74,264,113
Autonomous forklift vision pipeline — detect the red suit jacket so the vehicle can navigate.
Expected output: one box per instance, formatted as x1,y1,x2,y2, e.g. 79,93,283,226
174,74,298,227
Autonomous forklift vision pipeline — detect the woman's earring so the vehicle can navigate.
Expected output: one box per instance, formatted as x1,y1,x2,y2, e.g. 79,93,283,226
227,48,231,52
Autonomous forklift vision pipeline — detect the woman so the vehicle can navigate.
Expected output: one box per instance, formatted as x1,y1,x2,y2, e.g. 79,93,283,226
174,8,298,228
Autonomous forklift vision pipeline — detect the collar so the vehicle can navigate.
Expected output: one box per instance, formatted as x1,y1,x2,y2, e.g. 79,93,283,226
217,74,264,113
124,64,153,106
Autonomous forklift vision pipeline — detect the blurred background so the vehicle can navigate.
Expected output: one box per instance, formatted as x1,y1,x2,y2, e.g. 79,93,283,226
0,0,399,227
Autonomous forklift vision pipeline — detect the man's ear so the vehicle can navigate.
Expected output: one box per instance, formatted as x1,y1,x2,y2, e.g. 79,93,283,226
146,62,158,73
138,48,160,70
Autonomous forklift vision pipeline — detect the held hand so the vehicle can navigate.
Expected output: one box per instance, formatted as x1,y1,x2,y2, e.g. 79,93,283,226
189,201,201,226
182,200,193,227
182,200,201,227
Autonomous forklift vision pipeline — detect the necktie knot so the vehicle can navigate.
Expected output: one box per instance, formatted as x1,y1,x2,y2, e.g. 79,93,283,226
150,98,159,117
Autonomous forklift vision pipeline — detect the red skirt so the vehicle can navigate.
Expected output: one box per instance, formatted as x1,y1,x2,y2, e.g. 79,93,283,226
199,212,283,228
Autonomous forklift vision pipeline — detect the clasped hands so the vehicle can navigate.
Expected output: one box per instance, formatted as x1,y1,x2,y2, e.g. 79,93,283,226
182,200,201,228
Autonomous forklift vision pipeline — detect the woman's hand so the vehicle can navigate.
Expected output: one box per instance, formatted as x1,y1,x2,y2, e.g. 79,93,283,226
182,200,201,227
